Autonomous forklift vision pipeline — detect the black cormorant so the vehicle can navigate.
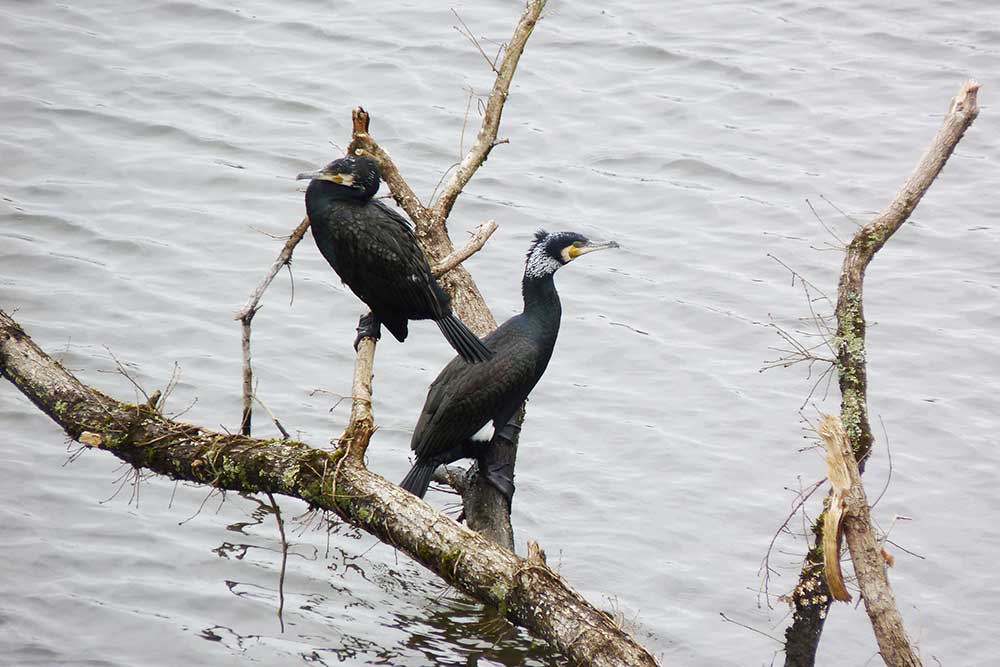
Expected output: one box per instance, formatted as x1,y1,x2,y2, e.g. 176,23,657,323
400,229,619,499
297,155,492,363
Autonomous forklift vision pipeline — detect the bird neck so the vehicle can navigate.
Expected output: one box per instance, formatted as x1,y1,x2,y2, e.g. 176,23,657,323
521,273,562,329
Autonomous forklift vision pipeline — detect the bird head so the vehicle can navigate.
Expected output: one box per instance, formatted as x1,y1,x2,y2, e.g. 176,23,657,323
524,229,619,279
296,154,381,200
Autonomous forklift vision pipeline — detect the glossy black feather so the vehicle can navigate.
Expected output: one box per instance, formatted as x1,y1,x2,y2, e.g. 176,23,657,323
402,248,570,497
303,156,492,362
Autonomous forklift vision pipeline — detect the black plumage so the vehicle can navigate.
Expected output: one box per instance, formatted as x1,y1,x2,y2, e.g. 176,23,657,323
400,230,619,499
297,155,492,363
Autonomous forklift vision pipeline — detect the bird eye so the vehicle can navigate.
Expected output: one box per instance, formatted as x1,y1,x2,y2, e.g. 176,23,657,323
572,241,584,248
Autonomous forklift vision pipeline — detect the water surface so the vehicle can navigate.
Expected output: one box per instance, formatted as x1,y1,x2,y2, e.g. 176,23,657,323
2,1,999,665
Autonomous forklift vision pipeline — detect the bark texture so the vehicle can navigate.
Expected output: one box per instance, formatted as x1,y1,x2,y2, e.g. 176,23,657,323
783,80,980,665
0,309,658,667
819,416,922,667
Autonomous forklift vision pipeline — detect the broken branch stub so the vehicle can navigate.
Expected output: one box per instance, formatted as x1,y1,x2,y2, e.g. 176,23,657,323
782,81,979,666
817,415,922,667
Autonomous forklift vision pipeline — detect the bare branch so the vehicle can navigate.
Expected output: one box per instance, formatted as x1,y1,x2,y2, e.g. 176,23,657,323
432,464,471,495
431,220,498,278
347,107,431,228
783,81,980,666
433,0,546,223
235,216,312,435
0,309,659,667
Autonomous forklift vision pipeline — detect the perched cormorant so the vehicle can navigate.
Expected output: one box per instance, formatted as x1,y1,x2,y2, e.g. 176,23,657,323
400,230,619,499
297,155,492,363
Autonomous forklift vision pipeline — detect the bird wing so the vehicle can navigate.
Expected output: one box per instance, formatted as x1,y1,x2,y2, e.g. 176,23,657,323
330,202,450,319
411,322,539,460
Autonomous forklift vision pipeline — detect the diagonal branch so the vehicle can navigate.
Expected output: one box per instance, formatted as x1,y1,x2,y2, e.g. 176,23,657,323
783,80,980,667
433,0,546,224
347,107,432,229
0,308,658,667
432,220,498,278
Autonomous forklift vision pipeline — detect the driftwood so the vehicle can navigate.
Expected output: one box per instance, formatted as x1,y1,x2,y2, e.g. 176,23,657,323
782,81,980,667
0,308,658,667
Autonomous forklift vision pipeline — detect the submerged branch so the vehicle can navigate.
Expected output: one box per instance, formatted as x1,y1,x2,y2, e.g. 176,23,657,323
783,80,979,666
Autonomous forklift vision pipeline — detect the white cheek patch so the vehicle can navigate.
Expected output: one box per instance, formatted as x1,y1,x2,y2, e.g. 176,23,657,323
472,421,495,443
524,244,562,279
337,173,355,187
560,246,575,263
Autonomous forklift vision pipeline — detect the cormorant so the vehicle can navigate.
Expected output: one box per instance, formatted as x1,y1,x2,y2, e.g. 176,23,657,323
400,229,619,500
297,155,492,363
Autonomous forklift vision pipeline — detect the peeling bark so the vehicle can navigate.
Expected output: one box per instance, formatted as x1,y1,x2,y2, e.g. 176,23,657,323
783,81,980,666
819,416,922,667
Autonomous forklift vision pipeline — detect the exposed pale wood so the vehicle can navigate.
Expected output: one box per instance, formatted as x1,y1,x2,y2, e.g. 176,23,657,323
818,416,922,667
432,220,498,278
822,434,852,603
783,81,979,666
0,309,659,667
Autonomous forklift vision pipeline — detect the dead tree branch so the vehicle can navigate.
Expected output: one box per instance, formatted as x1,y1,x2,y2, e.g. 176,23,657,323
433,0,546,223
0,309,658,667
432,220,499,278
343,0,547,549
235,216,312,435
782,80,980,666
819,415,921,667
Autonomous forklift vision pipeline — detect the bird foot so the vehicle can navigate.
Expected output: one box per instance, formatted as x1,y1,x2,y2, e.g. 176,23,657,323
494,419,522,446
481,462,515,505
354,313,382,350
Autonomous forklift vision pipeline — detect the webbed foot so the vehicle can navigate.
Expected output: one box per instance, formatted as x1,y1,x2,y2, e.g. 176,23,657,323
481,460,515,505
354,313,382,350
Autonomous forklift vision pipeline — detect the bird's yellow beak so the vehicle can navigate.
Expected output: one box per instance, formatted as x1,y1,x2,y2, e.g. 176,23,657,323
567,239,620,259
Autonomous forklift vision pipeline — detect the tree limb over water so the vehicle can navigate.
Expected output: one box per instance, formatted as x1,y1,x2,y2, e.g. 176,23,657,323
0,1,662,665
0,308,657,667
782,80,979,667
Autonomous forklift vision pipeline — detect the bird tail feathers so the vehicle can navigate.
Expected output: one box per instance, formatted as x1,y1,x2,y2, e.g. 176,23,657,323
436,313,492,363
400,461,439,498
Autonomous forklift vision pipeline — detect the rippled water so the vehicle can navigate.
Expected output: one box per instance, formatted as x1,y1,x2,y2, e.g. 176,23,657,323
2,1,998,665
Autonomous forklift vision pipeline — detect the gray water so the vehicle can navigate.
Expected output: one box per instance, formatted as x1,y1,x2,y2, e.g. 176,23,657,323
2,1,998,665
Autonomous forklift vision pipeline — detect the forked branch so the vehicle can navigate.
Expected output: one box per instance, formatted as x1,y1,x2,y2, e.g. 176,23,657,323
235,217,312,435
